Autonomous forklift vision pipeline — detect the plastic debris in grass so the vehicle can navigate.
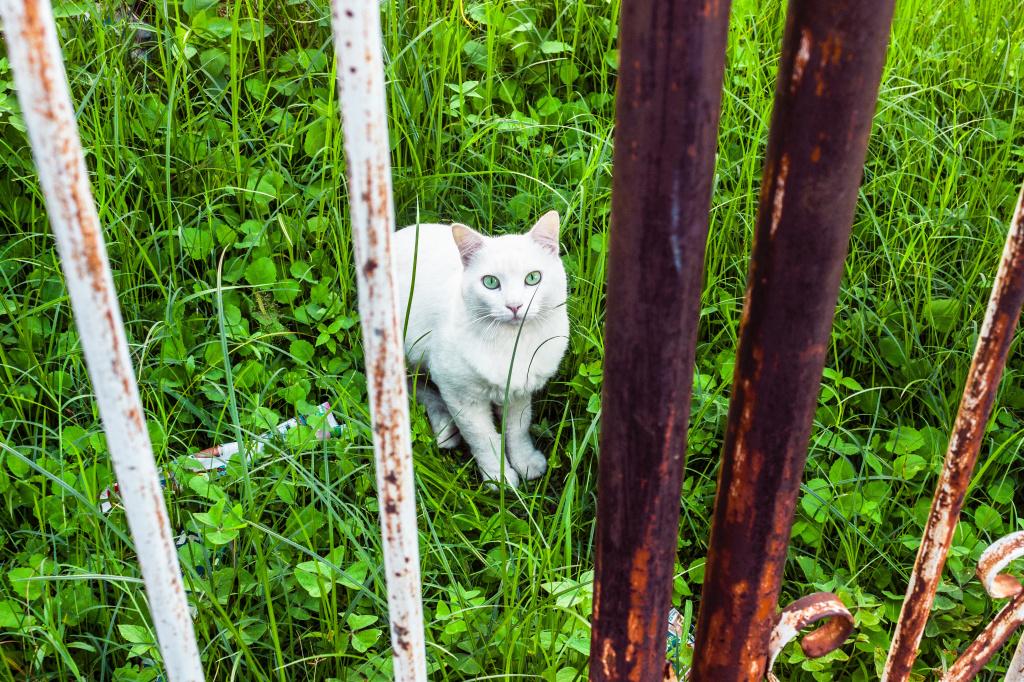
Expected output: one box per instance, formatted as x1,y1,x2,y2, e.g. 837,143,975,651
98,401,345,513
98,401,347,635
666,604,696,679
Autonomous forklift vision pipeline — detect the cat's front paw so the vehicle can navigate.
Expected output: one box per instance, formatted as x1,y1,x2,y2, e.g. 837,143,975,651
434,422,462,449
512,449,548,481
479,462,520,489
424,408,461,448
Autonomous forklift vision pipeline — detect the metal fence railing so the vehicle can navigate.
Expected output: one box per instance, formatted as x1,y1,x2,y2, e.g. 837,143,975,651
883,187,1024,682
0,0,204,679
3,0,1023,680
329,2,427,680
587,0,730,678
689,1,896,679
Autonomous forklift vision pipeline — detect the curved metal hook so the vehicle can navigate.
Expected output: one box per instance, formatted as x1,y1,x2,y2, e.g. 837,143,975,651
766,592,855,678
978,532,1024,599
942,531,1024,681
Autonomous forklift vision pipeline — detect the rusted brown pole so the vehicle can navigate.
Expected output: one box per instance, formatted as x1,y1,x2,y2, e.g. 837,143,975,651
588,0,731,680
884,186,1024,681
688,2,895,679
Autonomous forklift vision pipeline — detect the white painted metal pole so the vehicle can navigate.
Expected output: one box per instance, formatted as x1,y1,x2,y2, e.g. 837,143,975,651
329,2,427,680
0,2,204,680
1007,636,1024,681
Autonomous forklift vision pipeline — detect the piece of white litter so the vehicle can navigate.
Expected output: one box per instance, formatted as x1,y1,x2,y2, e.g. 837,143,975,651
98,402,344,513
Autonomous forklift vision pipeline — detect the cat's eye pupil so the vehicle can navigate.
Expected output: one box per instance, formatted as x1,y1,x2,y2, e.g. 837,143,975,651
482,275,500,290
525,270,542,286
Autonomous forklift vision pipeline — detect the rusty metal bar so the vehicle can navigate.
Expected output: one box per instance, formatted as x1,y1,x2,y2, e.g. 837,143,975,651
329,2,427,680
0,1,204,680
940,532,1024,681
688,1,895,679
587,0,732,679
884,185,1024,681
942,594,1024,680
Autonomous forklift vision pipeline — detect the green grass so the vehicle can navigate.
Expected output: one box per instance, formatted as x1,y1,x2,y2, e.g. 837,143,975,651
0,0,1022,679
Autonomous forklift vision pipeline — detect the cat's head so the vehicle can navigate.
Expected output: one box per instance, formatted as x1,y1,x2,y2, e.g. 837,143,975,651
451,211,567,326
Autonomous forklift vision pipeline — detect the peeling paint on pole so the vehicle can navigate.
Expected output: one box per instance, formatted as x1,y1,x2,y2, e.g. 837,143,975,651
0,1,204,680
689,1,895,679
884,185,1024,682
939,596,1024,681
329,3,427,680
588,0,732,679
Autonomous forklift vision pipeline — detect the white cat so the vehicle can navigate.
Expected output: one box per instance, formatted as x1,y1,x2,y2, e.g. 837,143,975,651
393,211,569,487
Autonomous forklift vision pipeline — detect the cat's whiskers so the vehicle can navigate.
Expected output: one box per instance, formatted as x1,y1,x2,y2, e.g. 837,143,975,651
469,310,498,325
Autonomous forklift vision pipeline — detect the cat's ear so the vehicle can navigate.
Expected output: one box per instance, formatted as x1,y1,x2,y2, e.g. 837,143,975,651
452,223,484,266
528,211,560,255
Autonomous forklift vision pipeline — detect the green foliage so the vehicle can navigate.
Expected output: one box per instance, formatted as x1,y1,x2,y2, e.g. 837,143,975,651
0,0,1021,679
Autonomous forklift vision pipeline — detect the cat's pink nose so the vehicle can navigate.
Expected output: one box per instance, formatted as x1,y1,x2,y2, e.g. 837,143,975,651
507,304,522,317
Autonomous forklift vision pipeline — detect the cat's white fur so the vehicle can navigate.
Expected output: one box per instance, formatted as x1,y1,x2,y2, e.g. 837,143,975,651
394,211,569,487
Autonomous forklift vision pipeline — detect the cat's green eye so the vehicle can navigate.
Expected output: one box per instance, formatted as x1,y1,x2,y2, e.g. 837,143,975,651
525,270,542,286
482,275,501,290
